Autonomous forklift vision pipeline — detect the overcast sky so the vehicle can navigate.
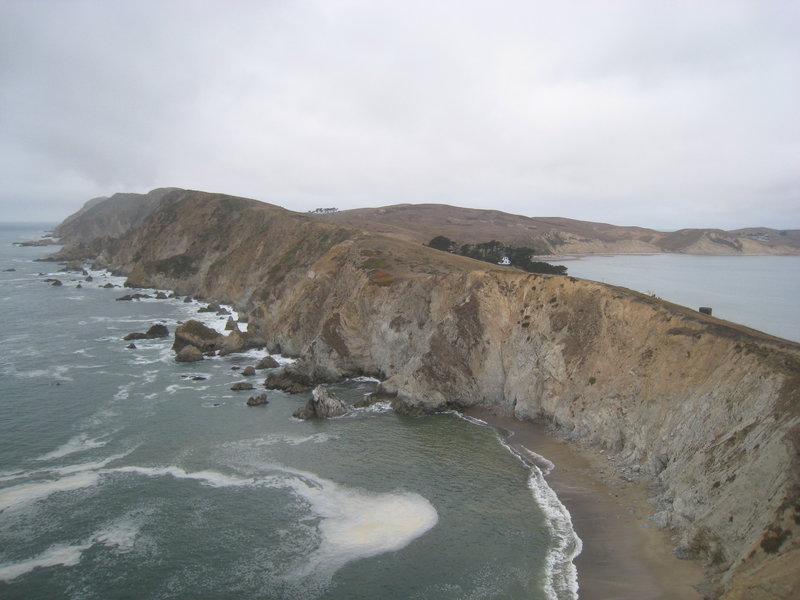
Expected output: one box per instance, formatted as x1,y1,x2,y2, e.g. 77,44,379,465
1,0,797,230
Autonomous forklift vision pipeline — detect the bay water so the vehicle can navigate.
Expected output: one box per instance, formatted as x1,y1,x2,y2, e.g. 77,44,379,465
551,253,800,343
0,224,578,600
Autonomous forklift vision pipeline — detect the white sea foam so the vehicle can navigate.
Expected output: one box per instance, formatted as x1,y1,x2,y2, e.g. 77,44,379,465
0,541,91,581
101,462,437,584
0,471,100,512
0,512,147,580
348,401,393,415
240,433,338,447
463,415,581,600
12,365,72,382
108,465,257,489
35,434,108,461
280,467,439,584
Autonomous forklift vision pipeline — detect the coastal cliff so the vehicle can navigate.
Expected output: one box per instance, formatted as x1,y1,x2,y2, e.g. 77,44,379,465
51,188,799,599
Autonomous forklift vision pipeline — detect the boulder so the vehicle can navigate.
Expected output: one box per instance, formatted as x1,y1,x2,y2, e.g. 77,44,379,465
198,303,221,313
145,323,169,338
173,320,225,353
155,292,168,300
116,293,152,301
256,356,280,370
183,296,193,303
218,330,247,356
176,345,203,362
123,323,170,341
102,283,114,288
246,393,269,407
126,343,137,349
231,382,254,391
224,317,238,331
292,385,346,420
242,366,256,376
85,275,93,282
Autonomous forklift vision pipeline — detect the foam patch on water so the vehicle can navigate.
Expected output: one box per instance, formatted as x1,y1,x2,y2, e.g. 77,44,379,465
279,468,438,585
0,512,147,580
0,471,100,512
102,463,437,586
34,434,109,462
11,365,72,382
0,541,91,580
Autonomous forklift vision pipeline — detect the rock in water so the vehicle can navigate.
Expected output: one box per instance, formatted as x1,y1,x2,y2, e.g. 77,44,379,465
173,320,225,353
145,323,169,338
242,366,256,376
123,323,170,341
224,316,238,331
256,356,280,370
246,393,269,406
292,385,346,419
231,382,254,391
176,345,203,362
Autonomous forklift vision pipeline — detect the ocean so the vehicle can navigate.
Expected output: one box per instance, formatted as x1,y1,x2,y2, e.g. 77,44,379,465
0,222,579,600
551,253,800,343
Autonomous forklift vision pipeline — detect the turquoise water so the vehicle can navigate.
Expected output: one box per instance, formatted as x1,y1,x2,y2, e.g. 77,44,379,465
0,224,578,600
551,253,800,343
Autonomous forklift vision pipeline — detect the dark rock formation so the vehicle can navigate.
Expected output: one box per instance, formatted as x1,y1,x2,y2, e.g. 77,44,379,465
102,283,114,288
176,345,203,362
123,323,169,341
155,291,168,299
263,361,338,394
246,393,269,406
198,303,221,313
173,320,225,353
231,382,254,391
183,296,192,303
3,268,16,272
116,293,152,301
126,343,136,349
256,356,280,370
224,317,238,331
242,366,256,376
292,385,346,419
85,276,93,281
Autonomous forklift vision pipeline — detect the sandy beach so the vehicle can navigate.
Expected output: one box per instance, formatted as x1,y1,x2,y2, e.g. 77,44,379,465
465,407,705,600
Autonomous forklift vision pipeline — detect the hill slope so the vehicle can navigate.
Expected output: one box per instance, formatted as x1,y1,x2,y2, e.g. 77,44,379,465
320,203,800,255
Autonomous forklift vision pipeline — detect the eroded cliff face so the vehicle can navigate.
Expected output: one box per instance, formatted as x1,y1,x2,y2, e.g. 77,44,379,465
53,190,800,599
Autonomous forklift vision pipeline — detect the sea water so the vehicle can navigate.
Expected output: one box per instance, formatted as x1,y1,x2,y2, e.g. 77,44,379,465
0,224,579,600
550,253,800,343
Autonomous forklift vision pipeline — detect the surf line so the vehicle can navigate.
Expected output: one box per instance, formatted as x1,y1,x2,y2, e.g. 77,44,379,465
454,411,582,600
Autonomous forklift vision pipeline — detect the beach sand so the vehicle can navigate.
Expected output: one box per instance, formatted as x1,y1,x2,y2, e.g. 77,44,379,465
465,407,705,600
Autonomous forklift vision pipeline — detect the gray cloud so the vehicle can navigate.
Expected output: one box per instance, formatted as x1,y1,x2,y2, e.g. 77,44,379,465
1,0,797,229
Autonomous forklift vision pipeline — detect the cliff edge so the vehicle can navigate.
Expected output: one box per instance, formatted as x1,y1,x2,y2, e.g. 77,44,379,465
51,188,800,599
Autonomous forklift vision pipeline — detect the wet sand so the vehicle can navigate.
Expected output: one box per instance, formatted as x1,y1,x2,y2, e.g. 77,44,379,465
465,407,704,600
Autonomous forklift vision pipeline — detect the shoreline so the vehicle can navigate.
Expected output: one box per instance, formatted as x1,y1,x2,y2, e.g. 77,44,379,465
465,406,705,600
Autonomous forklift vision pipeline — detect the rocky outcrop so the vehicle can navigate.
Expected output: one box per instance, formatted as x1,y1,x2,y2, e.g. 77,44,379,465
173,320,225,353
51,188,800,599
246,393,269,406
231,382,254,391
256,356,280,370
292,385,346,419
176,345,203,362
123,323,169,341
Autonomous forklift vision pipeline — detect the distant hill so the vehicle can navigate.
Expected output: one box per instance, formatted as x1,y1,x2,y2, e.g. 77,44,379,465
320,203,800,255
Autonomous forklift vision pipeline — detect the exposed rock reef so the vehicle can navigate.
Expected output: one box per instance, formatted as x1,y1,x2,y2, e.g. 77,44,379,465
293,385,346,419
51,188,800,599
